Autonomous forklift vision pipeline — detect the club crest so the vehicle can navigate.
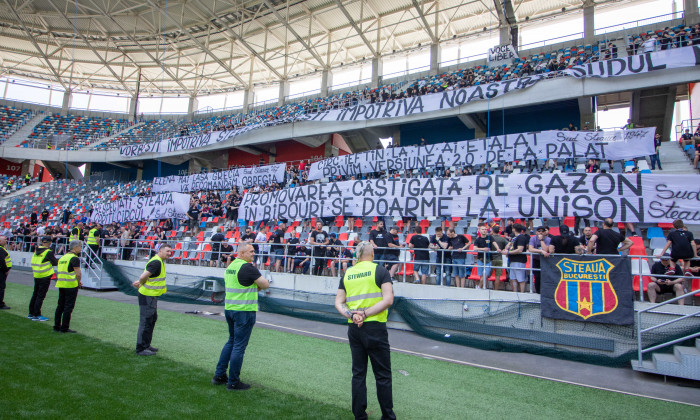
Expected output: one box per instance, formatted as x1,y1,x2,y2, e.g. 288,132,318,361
554,258,618,320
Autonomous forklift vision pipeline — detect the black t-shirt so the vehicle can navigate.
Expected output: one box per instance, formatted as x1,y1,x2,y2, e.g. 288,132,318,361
188,207,200,221
387,234,400,257
338,264,392,290
67,254,80,272
236,262,262,287
550,235,580,254
71,227,83,240
667,229,695,258
509,234,530,263
504,225,513,238
41,210,49,220
409,234,430,261
286,237,300,256
220,243,233,258
595,229,624,255
474,235,496,260
241,232,257,252
146,259,163,278
210,233,225,252
369,228,389,254
311,230,328,256
430,234,451,262
270,229,285,251
651,261,681,280
327,238,342,257
0,247,9,272
448,234,469,259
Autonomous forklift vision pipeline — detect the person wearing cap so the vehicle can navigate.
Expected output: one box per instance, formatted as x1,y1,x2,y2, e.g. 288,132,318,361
528,226,551,294
648,254,684,305
548,225,583,255
28,236,59,321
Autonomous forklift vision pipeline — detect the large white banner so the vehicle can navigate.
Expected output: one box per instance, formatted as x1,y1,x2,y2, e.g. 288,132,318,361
239,173,700,224
152,164,286,193
120,46,699,157
308,128,656,180
562,45,700,78
89,192,190,224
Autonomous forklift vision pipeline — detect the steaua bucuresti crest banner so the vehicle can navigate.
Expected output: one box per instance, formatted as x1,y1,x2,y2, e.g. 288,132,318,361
541,255,634,325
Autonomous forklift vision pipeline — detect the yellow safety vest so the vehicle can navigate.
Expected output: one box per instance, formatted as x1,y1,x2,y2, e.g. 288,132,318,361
0,245,11,269
69,228,81,242
87,228,99,246
138,255,167,297
343,261,387,323
31,248,53,279
224,258,258,311
56,253,79,288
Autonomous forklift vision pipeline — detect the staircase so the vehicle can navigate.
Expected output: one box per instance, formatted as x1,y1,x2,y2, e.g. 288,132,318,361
632,339,700,381
653,141,697,174
3,112,46,147
86,121,144,149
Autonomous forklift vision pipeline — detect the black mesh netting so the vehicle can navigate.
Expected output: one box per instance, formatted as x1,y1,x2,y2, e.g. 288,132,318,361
103,260,698,366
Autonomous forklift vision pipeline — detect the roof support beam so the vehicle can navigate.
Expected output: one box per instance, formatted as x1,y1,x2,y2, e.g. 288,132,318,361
334,0,378,57
261,0,326,68
411,0,438,43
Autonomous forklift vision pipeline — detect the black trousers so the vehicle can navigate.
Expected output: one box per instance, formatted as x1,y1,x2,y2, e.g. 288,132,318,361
54,287,79,331
29,276,52,317
532,258,542,294
313,256,326,276
137,294,158,352
573,216,590,235
0,270,7,306
348,322,396,420
88,244,100,265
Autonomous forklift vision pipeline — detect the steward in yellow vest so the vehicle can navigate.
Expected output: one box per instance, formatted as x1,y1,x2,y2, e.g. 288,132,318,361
335,241,395,420
86,223,102,267
69,223,84,243
29,236,58,319
132,244,173,356
0,235,12,310
212,243,269,390
54,240,82,333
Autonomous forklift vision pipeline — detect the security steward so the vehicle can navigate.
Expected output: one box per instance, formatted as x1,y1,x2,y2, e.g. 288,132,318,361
54,240,82,333
29,236,58,321
212,243,269,390
69,222,84,243
0,235,12,310
132,244,173,356
335,241,396,420
86,222,102,266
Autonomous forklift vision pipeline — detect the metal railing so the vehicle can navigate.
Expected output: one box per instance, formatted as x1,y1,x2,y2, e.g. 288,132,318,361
595,11,684,36
635,288,700,367
81,242,105,288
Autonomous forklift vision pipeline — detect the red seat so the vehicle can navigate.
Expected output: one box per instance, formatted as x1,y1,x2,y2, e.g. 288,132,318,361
692,278,700,297
563,217,575,228
632,275,652,292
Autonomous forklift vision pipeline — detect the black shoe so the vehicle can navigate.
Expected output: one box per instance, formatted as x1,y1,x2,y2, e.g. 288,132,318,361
0,304,10,310
226,382,251,391
53,327,60,332
147,346,159,352
212,375,228,385
60,329,77,333
136,349,156,356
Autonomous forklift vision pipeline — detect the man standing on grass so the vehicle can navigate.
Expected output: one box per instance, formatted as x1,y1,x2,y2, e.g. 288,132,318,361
0,235,12,309
29,236,58,321
212,243,269,390
132,243,173,356
54,240,82,333
335,241,396,420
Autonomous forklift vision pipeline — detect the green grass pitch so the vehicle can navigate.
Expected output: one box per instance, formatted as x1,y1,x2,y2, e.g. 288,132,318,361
1,282,698,419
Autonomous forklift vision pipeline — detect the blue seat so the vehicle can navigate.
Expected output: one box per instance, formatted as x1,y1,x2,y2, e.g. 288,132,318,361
646,227,664,239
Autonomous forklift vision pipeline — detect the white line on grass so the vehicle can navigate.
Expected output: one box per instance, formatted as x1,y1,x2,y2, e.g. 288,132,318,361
256,321,700,408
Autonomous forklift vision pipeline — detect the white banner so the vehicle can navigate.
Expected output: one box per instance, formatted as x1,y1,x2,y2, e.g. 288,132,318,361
239,173,700,224
563,45,699,78
489,44,518,64
308,128,656,180
151,164,286,193
89,192,191,224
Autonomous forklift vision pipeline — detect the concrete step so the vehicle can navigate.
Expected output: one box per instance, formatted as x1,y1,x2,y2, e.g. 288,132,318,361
4,112,47,147
632,346,700,381
674,346,700,371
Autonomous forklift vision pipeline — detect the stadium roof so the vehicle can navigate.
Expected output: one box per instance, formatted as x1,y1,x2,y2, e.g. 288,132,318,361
0,0,613,96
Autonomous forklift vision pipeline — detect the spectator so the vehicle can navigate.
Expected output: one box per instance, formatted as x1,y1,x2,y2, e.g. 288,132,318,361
409,227,431,284
254,226,269,267
490,226,508,290
587,218,633,255
473,223,501,290
549,225,582,255
650,132,662,170
41,208,49,223
446,227,471,288
369,220,389,266
240,226,257,253
284,235,300,272
309,221,328,276
648,254,684,305
430,227,451,286
209,227,225,268
657,219,696,277
187,200,201,236
269,222,286,272
502,223,530,293
528,226,551,294
292,240,311,274
578,226,594,253
327,233,343,277
679,128,693,148
383,226,401,280
220,240,234,266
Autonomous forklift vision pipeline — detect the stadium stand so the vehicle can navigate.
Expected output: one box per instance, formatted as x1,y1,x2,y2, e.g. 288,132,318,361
0,106,35,144
21,114,129,150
